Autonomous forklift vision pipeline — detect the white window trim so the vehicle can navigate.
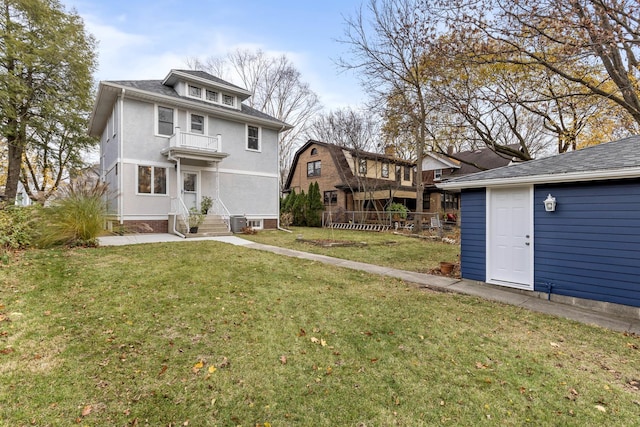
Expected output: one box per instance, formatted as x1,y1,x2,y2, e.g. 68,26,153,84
206,89,219,103
222,94,236,107
189,111,208,135
155,104,176,137
246,124,261,152
187,84,203,100
434,169,442,181
136,165,168,196
246,219,263,230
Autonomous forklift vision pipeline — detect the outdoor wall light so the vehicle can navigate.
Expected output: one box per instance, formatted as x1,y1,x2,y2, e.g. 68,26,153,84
544,194,556,212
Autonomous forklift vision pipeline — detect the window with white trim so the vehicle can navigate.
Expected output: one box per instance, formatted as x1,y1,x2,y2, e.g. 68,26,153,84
434,169,442,181
247,219,263,229
206,89,218,102
158,106,174,136
247,125,260,151
190,114,204,134
137,166,167,195
223,94,235,106
381,162,389,178
188,85,202,98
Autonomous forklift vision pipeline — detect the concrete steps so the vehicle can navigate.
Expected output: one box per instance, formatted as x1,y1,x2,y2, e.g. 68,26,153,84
181,215,232,237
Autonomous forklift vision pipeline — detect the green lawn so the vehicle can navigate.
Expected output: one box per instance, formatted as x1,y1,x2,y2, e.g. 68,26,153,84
242,226,460,273
0,238,638,426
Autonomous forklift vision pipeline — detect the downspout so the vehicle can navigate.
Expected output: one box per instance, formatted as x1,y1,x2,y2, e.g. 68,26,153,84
172,156,185,238
118,89,125,225
276,124,291,233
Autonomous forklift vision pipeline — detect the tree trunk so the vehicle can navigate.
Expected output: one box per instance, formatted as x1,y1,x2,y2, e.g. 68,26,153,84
5,138,24,204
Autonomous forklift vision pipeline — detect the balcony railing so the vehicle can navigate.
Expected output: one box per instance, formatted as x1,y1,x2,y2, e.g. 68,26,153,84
168,127,221,152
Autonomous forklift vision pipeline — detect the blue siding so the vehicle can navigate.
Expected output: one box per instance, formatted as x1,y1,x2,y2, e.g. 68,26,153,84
534,180,640,307
460,188,486,281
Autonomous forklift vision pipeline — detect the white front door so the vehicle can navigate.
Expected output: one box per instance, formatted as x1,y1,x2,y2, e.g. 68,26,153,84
487,187,533,289
182,171,199,210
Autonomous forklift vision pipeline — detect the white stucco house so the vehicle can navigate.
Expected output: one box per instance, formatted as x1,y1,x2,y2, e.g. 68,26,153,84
88,69,291,235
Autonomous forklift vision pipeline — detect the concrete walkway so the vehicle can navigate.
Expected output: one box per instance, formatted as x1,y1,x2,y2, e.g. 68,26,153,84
98,233,640,334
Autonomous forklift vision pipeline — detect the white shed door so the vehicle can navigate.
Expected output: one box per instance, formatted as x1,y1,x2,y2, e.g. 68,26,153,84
488,187,533,289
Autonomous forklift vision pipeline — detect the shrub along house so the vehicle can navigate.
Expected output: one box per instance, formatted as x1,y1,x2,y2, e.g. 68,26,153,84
89,69,291,235
438,135,640,314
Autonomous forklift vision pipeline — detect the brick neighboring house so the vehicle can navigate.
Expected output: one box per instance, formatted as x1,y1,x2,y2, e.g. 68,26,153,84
422,145,520,219
284,140,417,216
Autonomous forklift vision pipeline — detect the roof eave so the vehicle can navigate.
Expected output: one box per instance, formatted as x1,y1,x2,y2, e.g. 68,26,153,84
162,69,252,99
437,167,640,190
99,82,289,130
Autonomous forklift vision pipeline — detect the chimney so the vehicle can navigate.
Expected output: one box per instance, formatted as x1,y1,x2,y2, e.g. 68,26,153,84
447,145,454,156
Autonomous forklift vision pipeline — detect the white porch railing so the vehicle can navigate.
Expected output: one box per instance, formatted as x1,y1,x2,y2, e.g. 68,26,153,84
171,197,190,232
210,197,231,232
169,127,221,151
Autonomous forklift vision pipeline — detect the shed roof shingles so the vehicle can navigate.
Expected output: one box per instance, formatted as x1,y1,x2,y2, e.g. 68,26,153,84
444,135,640,184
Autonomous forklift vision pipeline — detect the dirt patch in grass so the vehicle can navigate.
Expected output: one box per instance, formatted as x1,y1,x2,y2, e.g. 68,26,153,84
297,238,367,248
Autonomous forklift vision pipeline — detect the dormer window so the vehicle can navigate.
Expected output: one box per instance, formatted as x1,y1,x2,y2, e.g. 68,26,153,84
206,90,218,102
223,94,235,107
188,85,202,98
434,169,442,181
358,158,367,174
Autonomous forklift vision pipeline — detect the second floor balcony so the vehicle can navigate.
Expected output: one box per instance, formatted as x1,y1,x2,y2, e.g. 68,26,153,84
161,127,229,163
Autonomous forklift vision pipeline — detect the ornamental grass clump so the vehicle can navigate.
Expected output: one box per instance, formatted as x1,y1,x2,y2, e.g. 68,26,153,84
37,179,108,248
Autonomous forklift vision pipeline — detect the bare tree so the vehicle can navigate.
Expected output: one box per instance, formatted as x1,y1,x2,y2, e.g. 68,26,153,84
305,108,380,152
189,49,322,191
448,0,640,128
339,0,446,223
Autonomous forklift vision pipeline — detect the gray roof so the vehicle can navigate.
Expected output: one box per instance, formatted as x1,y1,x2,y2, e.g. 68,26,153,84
174,69,249,92
105,79,290,128
441,135,640,187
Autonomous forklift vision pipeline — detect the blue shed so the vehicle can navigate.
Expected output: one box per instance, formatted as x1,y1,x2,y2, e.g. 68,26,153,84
438,136,640,310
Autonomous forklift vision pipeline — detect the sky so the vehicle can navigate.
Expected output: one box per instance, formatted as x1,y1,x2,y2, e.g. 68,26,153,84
61,0,369,111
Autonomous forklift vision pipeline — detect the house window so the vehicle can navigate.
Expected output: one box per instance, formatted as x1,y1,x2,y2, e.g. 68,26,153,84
442,192,459,210
396,165,401,183
324,190,337,205
188,85,202,98
206,90,218,102
381,162,389,178
191,114,204,134
158,106,174,136
434,169,442,181
358,158,367,174
247,219,263,229
247,125,260,151
311,148,318,155
307,160,321,177
138,166,166,195
223,94,234,106
403,166,411,181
